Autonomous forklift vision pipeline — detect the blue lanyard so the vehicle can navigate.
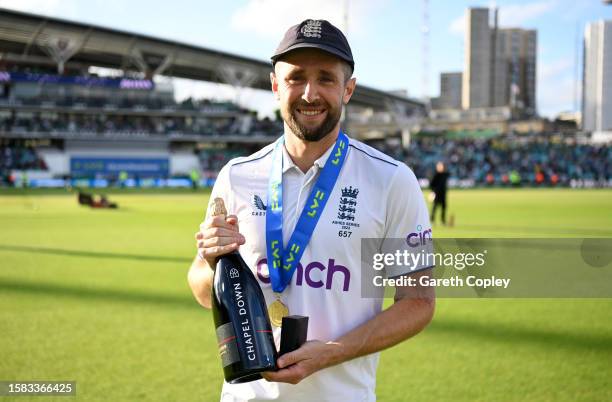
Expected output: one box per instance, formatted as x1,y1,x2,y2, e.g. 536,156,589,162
265,131,349,293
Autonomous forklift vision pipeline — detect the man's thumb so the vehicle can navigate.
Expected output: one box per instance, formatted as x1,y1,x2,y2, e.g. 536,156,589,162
277,347,305,369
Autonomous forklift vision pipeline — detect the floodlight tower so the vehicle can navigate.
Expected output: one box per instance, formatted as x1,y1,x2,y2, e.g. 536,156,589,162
344,0,350,36
573,21,580,113
422,0,430,100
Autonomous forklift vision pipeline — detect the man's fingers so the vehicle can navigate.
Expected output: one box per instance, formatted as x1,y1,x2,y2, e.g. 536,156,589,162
277,341,316,368
261,365,305,384
201,231,245,247
277,349,303,369
195,232,243,248
202,235,244,249
201,215,238,231
201,243,239,259
226,214,239,231
203,226,244,243
195,214,243,262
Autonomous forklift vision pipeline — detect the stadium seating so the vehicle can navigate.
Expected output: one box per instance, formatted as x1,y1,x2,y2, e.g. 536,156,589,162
404,136,611,186
0,68,608,188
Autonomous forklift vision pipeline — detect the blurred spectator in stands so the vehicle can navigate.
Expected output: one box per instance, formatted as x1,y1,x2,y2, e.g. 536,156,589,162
509,170,521,187
0,144,47,172
404,136,610,187
190,168,200,190
118,170,128,188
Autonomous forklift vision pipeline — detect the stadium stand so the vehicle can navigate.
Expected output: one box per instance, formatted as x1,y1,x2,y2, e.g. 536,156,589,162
0,68,282,139
0,8,608,189
0,66,609,189
403,136,611,187
0,67,609,189
0,66,281,187
0,8,426,189
0,143,47,171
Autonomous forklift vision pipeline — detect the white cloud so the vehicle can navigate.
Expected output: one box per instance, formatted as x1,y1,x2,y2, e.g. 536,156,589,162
0,0,77,18
537,57,576,117
498,0,557,27
449,0,557,37
449,14,464,37
539,57,572,80
230,0,383,39
538,76,575,117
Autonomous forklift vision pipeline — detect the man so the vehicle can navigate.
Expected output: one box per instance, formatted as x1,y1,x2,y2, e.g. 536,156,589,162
429,161,449,225
188,19,435,401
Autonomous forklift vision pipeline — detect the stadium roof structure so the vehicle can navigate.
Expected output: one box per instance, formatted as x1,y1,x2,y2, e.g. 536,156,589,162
0,8,424,115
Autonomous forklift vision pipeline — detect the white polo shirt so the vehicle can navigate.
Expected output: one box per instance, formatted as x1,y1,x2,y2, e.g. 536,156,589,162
208,134,432,402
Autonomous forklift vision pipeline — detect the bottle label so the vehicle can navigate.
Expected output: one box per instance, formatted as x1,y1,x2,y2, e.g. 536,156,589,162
230,278,260,363
216,323,240,367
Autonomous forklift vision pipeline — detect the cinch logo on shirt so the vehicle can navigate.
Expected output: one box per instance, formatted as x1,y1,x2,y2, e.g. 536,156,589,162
406,224,433,247
256,258,351,292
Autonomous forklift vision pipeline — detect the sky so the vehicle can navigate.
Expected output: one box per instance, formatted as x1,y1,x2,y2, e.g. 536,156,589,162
1,0,611,118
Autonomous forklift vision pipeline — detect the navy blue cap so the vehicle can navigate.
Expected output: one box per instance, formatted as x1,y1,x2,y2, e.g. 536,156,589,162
271,19,354,71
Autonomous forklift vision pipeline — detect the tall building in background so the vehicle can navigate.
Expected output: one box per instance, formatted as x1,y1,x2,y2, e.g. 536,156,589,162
583,20,612,132
462,7,537,116
492,29,537,113
462,8,491,109
439,72,462,109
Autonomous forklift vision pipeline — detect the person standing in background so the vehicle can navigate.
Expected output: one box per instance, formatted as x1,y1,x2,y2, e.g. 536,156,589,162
430,161,449,225
190,168,200,190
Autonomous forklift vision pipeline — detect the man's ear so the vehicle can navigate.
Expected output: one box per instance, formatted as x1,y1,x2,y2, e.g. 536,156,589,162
270,72,280,100
342,77,357,105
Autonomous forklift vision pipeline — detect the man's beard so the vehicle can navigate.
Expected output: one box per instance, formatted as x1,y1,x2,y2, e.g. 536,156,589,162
282,101,342,142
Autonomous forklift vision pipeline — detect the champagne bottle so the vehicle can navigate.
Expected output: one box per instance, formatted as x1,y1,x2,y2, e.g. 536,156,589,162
209,198,278,383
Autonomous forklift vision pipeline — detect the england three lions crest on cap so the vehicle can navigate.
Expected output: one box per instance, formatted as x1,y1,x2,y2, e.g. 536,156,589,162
300,20,322,38
271,18,355,70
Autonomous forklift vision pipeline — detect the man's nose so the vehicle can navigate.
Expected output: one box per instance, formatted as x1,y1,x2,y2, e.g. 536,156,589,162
302,80,320,103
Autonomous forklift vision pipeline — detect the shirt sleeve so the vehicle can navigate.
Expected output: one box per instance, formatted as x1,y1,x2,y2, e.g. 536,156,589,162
381,163,433,277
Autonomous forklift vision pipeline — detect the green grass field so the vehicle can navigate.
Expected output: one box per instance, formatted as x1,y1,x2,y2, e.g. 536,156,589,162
1,189,611,401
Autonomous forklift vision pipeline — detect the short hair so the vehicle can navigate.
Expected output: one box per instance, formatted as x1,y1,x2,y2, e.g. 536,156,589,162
340,62,353,83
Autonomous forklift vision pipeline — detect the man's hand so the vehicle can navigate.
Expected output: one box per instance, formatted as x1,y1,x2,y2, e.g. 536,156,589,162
195,214,245,266
261,270,435,384
188,213,245,309
262,340,340,385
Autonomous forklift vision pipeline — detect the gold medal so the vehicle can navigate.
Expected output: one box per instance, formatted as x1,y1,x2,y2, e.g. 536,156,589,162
268,298,289,327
